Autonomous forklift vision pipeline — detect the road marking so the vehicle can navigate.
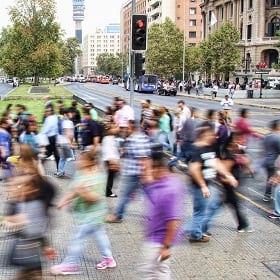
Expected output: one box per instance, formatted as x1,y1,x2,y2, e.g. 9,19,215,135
236,188,272,214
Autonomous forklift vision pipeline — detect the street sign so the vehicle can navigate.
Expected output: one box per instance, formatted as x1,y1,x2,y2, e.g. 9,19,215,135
255,71,269,74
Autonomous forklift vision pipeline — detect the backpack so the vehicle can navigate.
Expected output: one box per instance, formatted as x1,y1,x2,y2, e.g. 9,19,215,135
57,116,63,135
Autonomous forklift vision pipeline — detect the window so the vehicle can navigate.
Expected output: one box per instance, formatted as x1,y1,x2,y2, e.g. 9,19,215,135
177,4,180,8
220,6,224,20
268,17,280,36
190,8,196,15
271,0,280,6
241,0,244,12
247,24,252,39
189,32,196,38
249,0,253,9
190,20,197,26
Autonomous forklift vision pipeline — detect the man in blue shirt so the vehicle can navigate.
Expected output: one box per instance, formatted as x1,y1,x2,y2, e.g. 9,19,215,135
41,107,60,172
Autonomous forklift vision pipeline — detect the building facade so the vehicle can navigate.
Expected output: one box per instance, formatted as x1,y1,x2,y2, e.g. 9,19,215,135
120,0,203,53
120,0,146,53
200,0,280,81
82,25,120,75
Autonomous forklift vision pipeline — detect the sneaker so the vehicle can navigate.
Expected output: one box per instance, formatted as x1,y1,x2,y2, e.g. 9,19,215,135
50,264,81,275
107,193,118,198
263,195,272,202
46,155,55,161
54,172,65,178
202,231,212,237
96,257,117,270
238,226,255,233
268,213,280,219
189,235,210,243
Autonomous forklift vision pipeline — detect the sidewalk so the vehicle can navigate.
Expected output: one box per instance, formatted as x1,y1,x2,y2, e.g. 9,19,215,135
0,160,280,279
178,91,280,110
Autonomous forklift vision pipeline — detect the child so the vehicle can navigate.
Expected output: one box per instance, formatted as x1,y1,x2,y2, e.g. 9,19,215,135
51,151,116,275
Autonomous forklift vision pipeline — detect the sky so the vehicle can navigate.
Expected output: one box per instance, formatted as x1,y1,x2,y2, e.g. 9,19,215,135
0,0,124,38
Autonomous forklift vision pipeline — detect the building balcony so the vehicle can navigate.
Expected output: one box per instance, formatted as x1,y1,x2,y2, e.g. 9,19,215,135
149,6,161,18
149,0,161,8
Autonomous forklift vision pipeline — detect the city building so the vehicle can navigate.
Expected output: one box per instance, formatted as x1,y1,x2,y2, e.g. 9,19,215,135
120,0,203,53
120,0,146,53
200,0,280,82
82,25,120,75
72,0,85,74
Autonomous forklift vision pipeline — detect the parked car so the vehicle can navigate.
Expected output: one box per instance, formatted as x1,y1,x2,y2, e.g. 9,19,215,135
158,85,177,96
112,78,119,85
100,76,110,84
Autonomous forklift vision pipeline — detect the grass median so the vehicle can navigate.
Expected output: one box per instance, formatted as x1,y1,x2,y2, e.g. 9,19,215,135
0,84,74,123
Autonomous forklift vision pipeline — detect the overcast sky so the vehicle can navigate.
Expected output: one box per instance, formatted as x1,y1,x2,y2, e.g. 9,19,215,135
0,0,124,38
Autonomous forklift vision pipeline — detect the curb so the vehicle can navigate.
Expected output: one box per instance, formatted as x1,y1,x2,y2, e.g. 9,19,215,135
177,93,280,110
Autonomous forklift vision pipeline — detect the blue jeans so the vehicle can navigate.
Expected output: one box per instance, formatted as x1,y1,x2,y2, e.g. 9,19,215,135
201,184,223,234
57,144,72,175
62,223,112,266
274,184,280,216
114,175,141,219
189,184,221,239
181,141,194,163
158,132,171,150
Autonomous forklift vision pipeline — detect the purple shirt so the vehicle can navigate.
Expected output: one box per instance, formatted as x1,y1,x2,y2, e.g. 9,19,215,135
143,175,185,244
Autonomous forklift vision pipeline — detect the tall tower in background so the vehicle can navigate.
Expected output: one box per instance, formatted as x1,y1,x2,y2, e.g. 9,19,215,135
72,0,85,74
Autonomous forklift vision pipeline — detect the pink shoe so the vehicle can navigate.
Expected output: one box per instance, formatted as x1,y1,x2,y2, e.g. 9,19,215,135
96,257,117,270
50,264,82,275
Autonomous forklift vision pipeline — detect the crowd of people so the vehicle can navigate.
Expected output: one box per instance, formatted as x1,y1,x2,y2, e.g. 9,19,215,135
0,95,279,279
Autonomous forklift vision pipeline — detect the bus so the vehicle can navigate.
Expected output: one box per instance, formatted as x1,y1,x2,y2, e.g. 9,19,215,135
135,74,158,93
125,74,158,93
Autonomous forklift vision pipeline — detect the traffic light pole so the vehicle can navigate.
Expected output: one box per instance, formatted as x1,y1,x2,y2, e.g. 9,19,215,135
129,0,136,108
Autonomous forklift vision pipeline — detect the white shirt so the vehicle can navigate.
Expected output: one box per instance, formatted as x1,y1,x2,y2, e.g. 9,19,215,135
220,98,234,110
116,105,134,128
57,119,74,144
101,135,120,161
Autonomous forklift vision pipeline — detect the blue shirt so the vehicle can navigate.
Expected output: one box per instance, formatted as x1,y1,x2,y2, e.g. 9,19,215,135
41,115,59,137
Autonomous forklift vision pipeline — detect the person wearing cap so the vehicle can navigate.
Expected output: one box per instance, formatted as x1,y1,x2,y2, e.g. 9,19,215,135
220,94,234,124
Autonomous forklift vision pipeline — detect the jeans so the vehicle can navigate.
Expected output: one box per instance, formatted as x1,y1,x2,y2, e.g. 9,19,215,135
114,175,141,219
181,141,194,163
138,242,171,280
274,184,280,216
57,144,72,175
201,184,223,234
158,132,171,150
264,166,276,197
189,184,221,239
62,223,112,266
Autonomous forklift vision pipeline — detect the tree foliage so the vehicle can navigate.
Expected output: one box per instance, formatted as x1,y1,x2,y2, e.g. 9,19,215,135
146,18,184,79
96,52,128,76
0,0,80,85
199,22,241,79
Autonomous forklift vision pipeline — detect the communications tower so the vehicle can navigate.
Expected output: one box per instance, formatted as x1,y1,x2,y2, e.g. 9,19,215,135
72,0,85,74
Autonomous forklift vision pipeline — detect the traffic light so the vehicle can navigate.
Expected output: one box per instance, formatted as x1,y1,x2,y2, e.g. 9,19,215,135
131,14,147,51
135,53,145,78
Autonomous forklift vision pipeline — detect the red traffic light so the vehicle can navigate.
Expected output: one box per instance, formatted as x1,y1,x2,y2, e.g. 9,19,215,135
136,20,145,29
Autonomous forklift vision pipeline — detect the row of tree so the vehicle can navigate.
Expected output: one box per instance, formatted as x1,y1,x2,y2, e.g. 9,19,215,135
96,19,241,80
0,0,81,86
0,1,248,83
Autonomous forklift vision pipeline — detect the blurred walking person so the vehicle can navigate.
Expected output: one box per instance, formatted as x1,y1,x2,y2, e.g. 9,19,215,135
106,120,151,223
262,120,280,202
51,151,116,275
139,144,185,279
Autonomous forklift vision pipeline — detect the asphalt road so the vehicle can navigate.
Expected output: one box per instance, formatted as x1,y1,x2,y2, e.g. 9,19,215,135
65,82,278,219
65,82,280,130
0,83,12,100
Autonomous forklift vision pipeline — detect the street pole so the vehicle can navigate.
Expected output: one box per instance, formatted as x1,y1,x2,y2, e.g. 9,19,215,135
129,0,136,108
182,0,186,84
260,73,263,99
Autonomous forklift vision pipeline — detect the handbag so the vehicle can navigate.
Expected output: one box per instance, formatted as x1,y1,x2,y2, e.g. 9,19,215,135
10,237,42,268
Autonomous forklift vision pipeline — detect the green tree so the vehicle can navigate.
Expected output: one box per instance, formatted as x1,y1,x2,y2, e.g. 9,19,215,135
96,52,128,77
146,18,184,79
61,37,81,75
199,22,241,79
0,0,63,85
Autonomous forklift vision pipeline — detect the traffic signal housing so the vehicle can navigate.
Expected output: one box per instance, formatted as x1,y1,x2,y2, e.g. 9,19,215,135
131,14,147,51
135,53,145,78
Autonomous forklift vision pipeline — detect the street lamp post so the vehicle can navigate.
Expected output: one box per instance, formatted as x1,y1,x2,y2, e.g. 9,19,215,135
242,47,251,85
182,0,186,84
